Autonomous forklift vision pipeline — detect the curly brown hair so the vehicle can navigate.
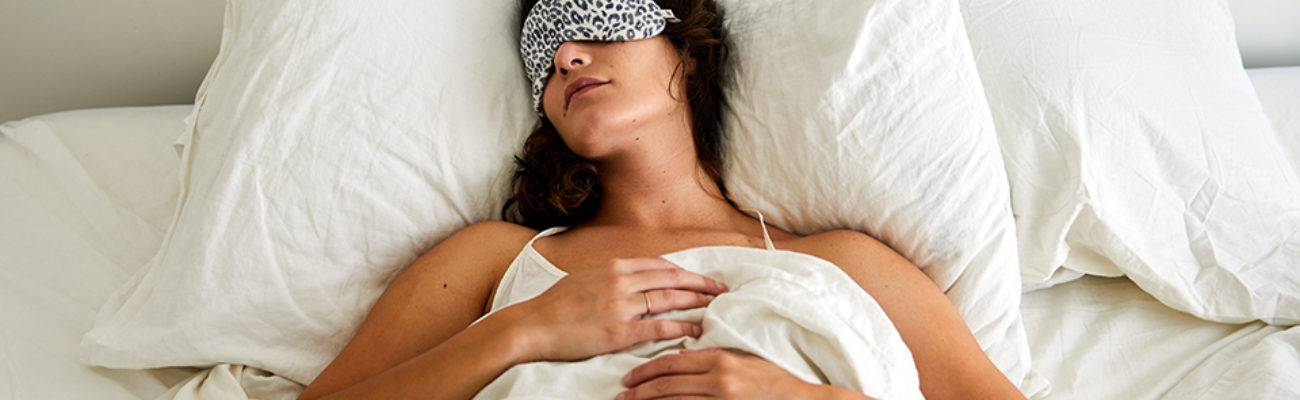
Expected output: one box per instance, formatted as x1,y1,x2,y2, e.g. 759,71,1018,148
503,0,731,230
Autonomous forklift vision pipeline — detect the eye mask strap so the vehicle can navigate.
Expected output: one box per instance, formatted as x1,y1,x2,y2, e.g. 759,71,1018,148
661,9,681,23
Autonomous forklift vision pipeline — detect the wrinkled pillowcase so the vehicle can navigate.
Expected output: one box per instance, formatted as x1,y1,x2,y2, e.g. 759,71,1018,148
961,0,1300,324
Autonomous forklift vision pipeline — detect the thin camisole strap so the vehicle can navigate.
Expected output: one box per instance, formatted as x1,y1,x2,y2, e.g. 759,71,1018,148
530,226,568,244
750,209,776,251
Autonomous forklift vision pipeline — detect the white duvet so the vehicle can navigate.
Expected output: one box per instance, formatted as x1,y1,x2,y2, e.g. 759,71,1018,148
475,246,922,400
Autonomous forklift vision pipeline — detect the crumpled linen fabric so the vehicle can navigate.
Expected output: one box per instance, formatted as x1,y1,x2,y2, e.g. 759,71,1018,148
474,246,923,400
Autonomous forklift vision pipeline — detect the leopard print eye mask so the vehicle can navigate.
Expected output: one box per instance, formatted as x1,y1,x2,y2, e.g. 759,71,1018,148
521,0,678,117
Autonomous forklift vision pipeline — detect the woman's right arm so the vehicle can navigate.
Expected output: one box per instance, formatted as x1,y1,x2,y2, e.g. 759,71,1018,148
298,221,538,400
299,221,728,399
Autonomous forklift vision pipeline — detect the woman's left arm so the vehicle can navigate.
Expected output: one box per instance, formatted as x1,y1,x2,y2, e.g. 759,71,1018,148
618,229,1024,397
800,230,1026,400
619,229,1025,400
618,348,872,400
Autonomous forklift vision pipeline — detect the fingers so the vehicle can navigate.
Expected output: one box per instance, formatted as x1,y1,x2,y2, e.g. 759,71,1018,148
601,257,728,296
622,349,819,400
630,319,702,344
643,289,716,314
618,350,736,400
621,349,722,388
608,257,680,274
629,266,729,295
614,375,714,400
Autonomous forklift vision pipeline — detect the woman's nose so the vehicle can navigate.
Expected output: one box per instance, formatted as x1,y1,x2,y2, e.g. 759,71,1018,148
553,42,591,76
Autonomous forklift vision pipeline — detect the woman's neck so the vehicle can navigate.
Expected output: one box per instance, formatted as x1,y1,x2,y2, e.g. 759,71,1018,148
585,148,741,231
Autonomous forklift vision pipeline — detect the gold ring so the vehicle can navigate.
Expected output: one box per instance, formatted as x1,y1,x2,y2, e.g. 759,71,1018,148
643,292,653,315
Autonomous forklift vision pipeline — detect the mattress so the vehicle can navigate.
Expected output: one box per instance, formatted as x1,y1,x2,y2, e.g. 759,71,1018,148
0,106,198,399
2,66,1299,398
1023,276,1299,399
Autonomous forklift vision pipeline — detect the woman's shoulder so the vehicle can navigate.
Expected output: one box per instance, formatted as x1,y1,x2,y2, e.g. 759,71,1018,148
780,229,915,277
396,221,540,305
454,220,540,239
781,228,885,255
441,220,540,260
401,221,540,279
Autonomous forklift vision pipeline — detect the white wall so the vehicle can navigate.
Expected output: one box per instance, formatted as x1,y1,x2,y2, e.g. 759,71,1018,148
0,0,224,122
1229,0,1300,68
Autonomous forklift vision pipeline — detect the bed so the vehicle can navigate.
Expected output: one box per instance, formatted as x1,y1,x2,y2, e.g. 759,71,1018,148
3,0,1298,399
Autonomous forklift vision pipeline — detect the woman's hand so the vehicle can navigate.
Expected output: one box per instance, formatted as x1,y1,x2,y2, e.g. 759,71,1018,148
508,257,728,362
616,348,870,400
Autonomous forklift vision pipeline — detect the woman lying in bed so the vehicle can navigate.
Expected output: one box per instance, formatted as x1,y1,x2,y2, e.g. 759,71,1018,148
299,0,1023,399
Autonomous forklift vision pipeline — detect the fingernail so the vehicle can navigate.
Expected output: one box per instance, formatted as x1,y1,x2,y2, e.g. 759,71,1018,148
692,325,702,337
615,392,627,400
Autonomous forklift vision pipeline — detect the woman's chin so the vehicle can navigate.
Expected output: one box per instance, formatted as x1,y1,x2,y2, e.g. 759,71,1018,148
562,107,629,137
554,101,683,156
561,127,615,159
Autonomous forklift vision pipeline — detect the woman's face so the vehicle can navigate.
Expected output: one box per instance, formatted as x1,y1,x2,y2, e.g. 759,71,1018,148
541,36,691,161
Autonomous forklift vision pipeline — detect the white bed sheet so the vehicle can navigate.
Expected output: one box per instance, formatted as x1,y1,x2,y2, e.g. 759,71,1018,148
1022,275,1299,399
1016,66,1300,399
0,105,198,399
3,64,1300,399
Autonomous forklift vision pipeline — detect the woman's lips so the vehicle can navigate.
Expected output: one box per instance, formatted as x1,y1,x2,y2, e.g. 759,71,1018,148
565,77,609,110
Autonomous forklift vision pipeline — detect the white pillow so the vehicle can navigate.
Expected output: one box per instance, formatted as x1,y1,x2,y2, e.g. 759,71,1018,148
84,0,1046,394
721,0,1044,395
961,0,1300,324
83,0,534,384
